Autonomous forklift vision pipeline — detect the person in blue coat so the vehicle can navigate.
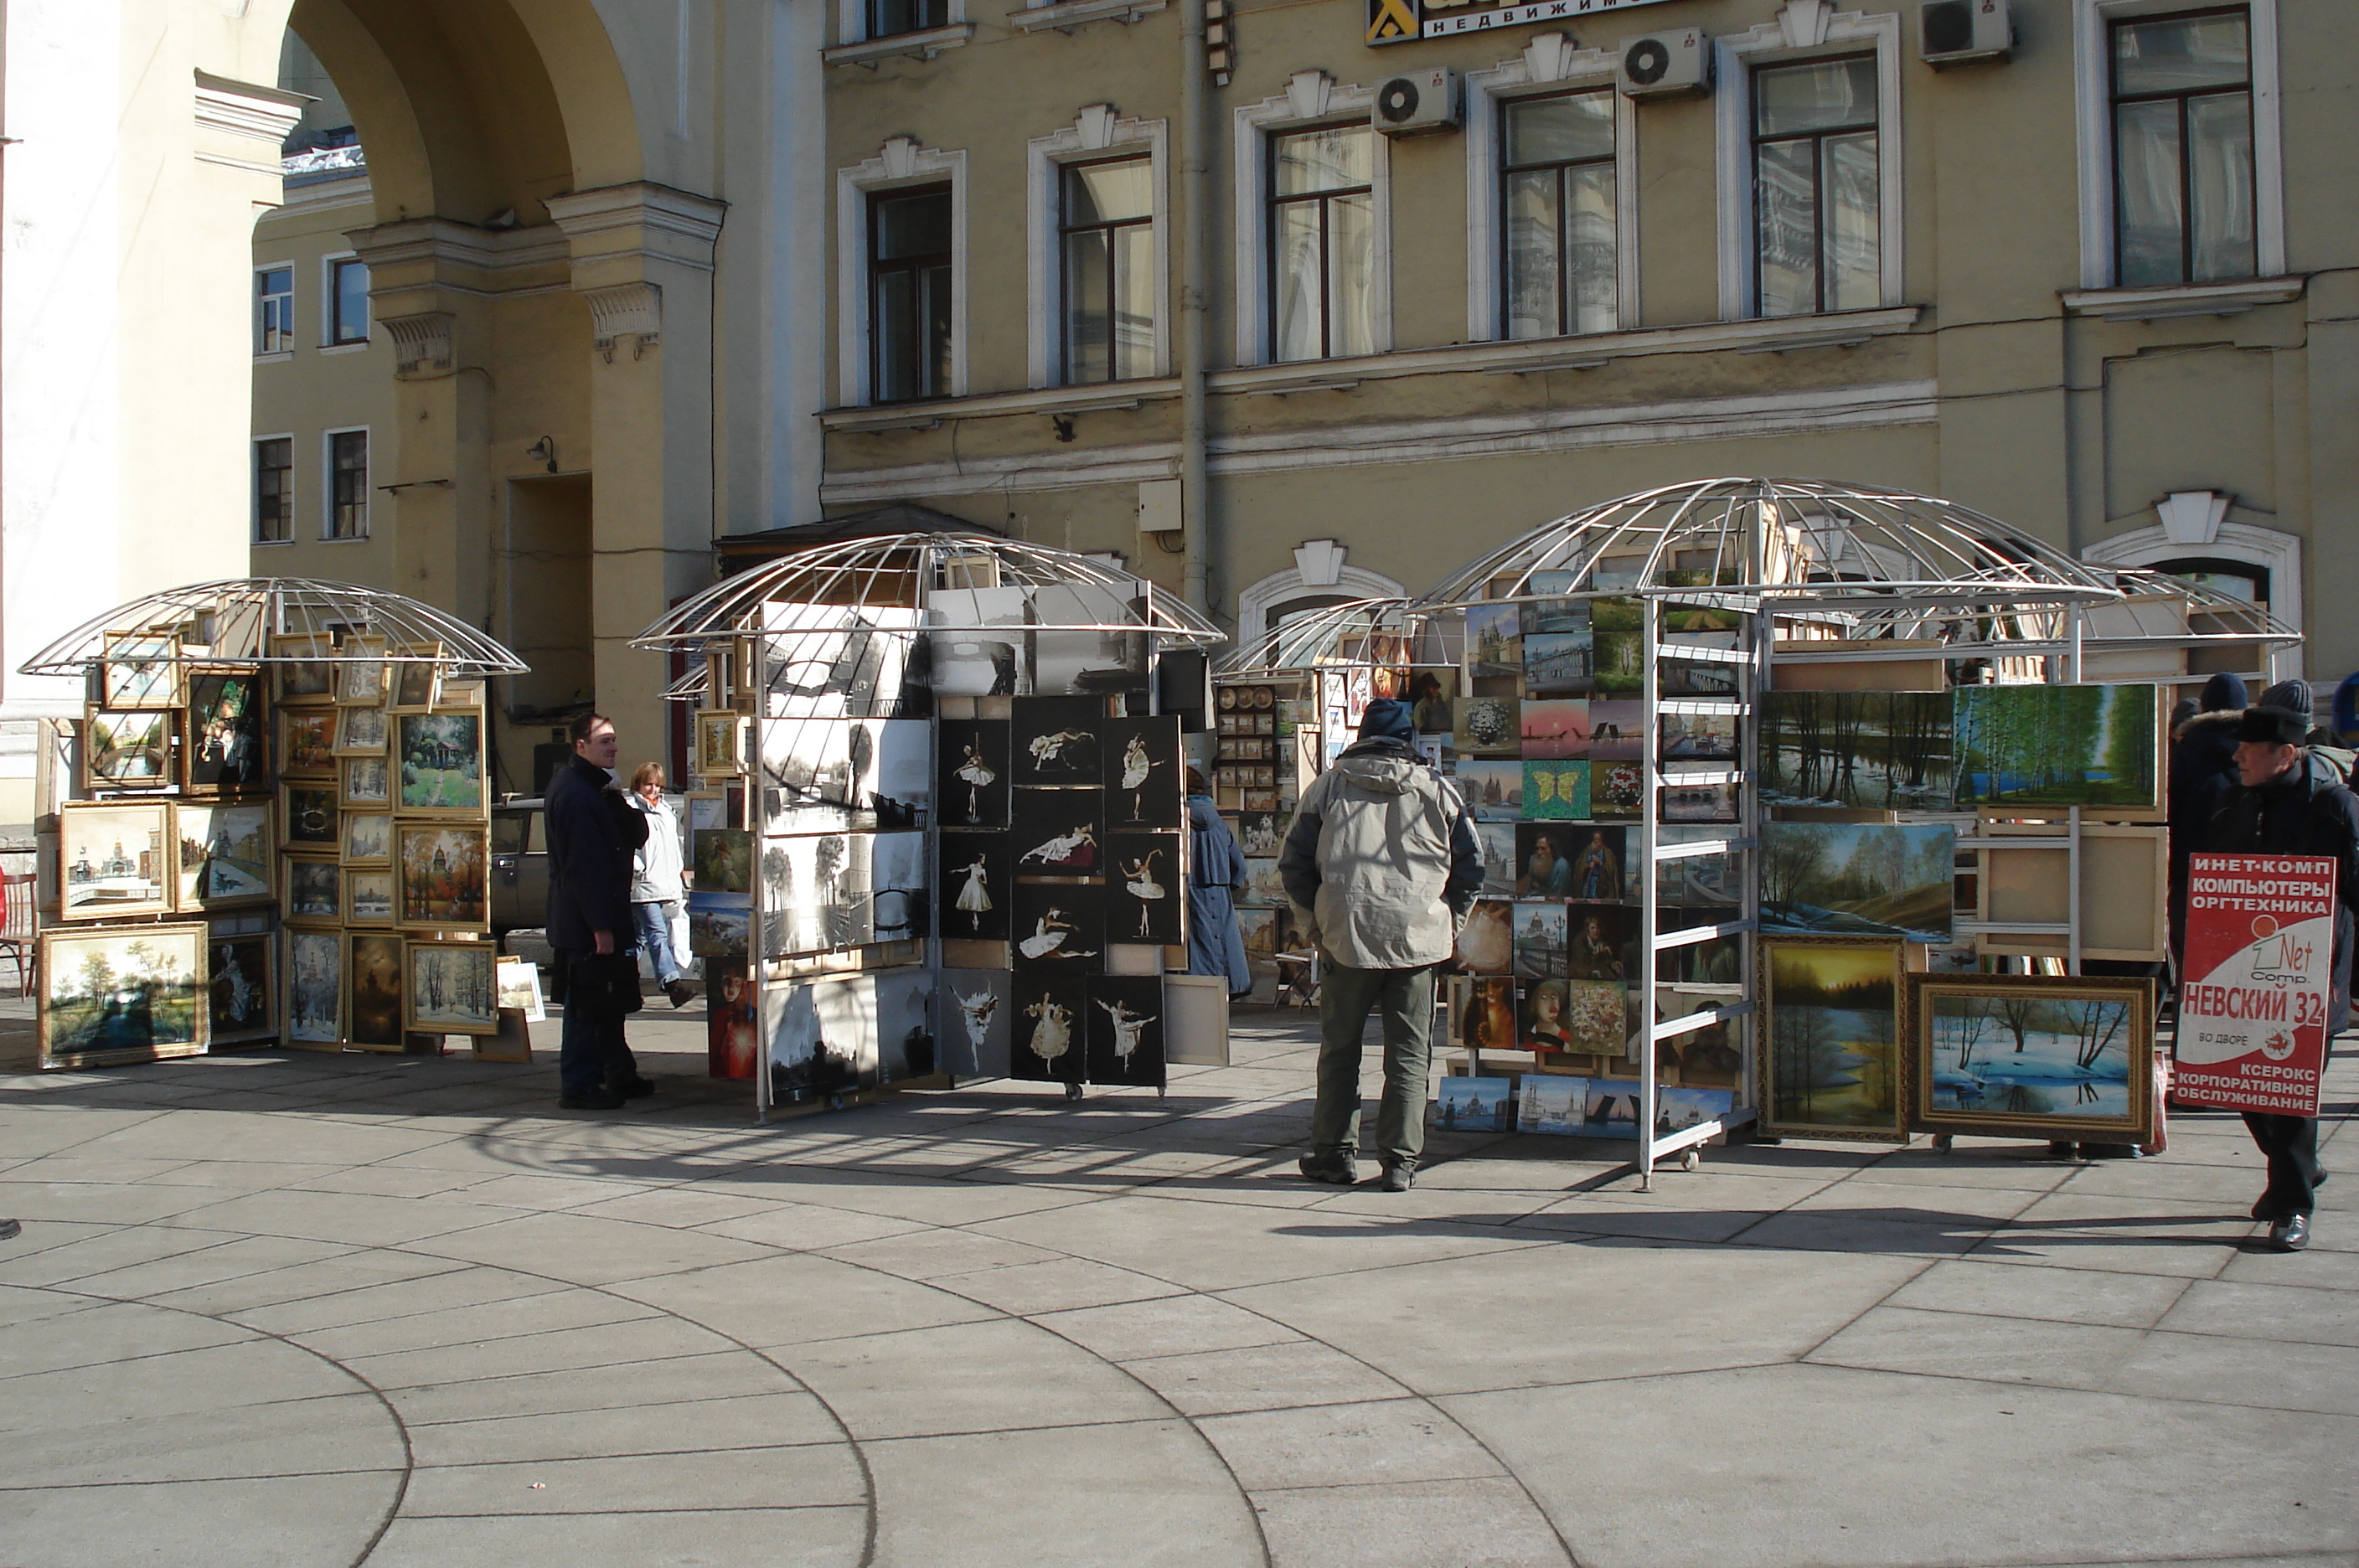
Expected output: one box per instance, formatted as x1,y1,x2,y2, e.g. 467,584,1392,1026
1185,766,1252,997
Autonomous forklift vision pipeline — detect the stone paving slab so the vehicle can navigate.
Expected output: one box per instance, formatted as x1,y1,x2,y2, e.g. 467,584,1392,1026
0,1006,2351,1566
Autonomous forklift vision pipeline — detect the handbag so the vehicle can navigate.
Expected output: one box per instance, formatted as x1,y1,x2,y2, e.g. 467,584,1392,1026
569,949,644,1014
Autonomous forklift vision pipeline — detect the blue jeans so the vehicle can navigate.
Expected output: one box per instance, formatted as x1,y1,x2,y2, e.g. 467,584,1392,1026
632,900,681,985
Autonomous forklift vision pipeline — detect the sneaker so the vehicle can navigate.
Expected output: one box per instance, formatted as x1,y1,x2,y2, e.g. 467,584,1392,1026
558,1090,626,1110
2268,1214,2310,1252
1377,1163,1416,1193
1297,1152,1356,1185
608,1076,656,1099
665,979,697,1008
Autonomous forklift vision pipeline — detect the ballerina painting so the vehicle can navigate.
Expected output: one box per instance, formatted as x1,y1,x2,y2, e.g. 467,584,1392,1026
954,743,998,819
1024,991,1074,1063
1118,735,1154,819
1016,905,1097,963
1019,823,1097,872
1027,729,1092,771
1118,848,1166,938
954,852,994,936
1095,997,1154,1063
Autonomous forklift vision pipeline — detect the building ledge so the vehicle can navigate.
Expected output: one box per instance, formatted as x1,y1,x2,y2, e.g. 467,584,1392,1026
823,23,976,66
2061,277,2305,322
820,380,1180,432
1012,0,1170,32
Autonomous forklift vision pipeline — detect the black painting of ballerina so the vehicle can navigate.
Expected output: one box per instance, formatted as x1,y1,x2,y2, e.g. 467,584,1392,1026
1011,883,1104,972
941,830,1011,941
1103,715,1183,828
1011,695,1103,785
1014,787,1102,874
937,720,1010,827
1107,831,1182,943
1011,976,1087,1084
1087,974,1165,1088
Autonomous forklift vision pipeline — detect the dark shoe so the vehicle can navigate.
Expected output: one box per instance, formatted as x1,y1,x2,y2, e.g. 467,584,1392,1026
2251,1194,2285,1221
608,1076,656,1099
558,1090,626,1110
665,979,697,1008
2079,1143,2144,1160
1297,1152,1356,1185
2269,1214,2311,1252
1377,1163,1416,1193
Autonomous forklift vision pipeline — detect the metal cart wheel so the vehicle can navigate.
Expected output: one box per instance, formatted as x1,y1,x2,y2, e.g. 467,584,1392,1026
1933,1133,1954,1153
1680,1148,1701,1173
1064,1082,1083,1103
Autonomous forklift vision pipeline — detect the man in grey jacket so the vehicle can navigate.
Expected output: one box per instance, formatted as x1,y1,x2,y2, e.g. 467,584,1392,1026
1280,698,1484,1191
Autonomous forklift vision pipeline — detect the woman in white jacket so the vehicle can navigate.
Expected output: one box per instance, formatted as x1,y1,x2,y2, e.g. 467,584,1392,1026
626,762,696,1008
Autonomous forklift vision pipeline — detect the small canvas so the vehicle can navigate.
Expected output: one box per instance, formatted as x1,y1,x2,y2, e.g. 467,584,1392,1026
1516,822,1619,900
1477,822,1518,895
100,632,183,709
1519,699,1590,760
496,957,547,1021
942,967,1014,1078
207,933,276,1045
868,831,928,941
334,704,389,756
1518,977,1573,1052
397,712,485,815
705,961,757,1079
1464,603,1521,684
1592,762,1643,818
1011,695,1105,785
1012,977,1087,1084
1236,905,1278,958
1087,974,1164,1087
1107,832,1182,944
694,827,753,894
1522,631,1593,694
1567,907,1634,982
1407,669,1458,735
1453,698,1520,759
285,927,343,1045
283,857,339,922
345,932,405,1050
1014,787,1103,874
1564,978,1629,1055
272,635,335,705
1105,715,1184,829
1909,973,2155,1145
1521,761,1589,822
1661,713,1739,762
942,830,1013,941
396,822,488,931
174,802,272,910
407,941,498,1036
1578,1081,1646,1138
927,585,1031,697
1586,699,1644,761
1451,974,1518,1055
86,709,174,789
1453,761,1524,821
1012,882,1104,971
183,669,266,795
343,811,392,864
1662,780,1741,823
341,755,391,809
1232,812,1285,856
1434,1075,1512,1132
1761,936,1908,1142
1510,899,1567,980
59,802,173,920
689,890,752,957
344,869,395,928
279,709,336,776
939,720,1012,827
1762,822,1955,944
1241,857,1288,907
1518,1073,1584,1135
282,783,337,848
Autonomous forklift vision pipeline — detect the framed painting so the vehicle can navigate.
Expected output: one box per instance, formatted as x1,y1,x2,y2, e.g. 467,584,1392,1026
1759,936,1910,1143
496,956,547,1021
386,645,444,713
692,827,753,894
58,801,173,921
100,630,183,710
342,810,393,865
396,820,490,932
333,703,390,757
281,781,338,849
277,708,338,778
1761,691,1954,812
340,753,392,810
344,931,406,1050
39,921,208,1069
938,720,1012,828
1953,683,2163,812
396,712,485,815
271,633,336,706
283,926,344,1047
405,940,499,1036
207,930,278,1046
1907,973,2156,1147
335,637,390,707
343,867,397,928
172,800,273,910
282,855,341,923
85,708,176,791
1761,822,1956,944
183,668,268,796
694,709,747,777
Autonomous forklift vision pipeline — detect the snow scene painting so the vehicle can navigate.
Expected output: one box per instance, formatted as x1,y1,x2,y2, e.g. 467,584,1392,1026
1915,977,2151,1141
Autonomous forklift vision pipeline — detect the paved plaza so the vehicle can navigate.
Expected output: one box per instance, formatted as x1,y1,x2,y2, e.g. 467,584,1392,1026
0,1002,2353,1568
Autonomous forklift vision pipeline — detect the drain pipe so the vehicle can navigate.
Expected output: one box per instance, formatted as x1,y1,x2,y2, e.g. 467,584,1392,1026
1179,0,1210,616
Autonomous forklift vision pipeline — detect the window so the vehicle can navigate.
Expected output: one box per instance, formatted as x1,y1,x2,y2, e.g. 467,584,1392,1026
1269,125,1374,362
2156,555,2267,605
256,267,294,354
2110,8,2254,286
866,0,947,37
1061,157,1156,384
327,431,369,539
1501,90,1617,339
869,186,952,403
255,438,292,544
1752,56,1880,317
329,257,370,345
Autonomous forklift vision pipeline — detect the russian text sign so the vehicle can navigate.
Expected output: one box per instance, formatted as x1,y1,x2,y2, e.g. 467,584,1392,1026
1367,0,1677,46
2176,854,2331,1117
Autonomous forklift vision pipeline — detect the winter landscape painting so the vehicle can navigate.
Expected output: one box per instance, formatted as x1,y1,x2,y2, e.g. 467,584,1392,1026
1910,974,2154,1144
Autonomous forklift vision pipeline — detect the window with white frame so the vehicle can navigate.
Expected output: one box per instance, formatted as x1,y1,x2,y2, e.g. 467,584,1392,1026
256,266,294,354
328,256,370,344
255,437,293,543
1269,125,1375,363
2110,7,2256,286
867,0,947,35
326,430,369,539
1501,89,1618,339
1752,55,1881,318
1061,157,1157,384
870,185,954,403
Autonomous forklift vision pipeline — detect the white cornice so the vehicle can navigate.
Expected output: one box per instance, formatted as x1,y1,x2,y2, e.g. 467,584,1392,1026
2061,277,2305,322
194,70,307,144
823,22,975,64
545,182,728,273
348,219,573,276
1013,0,1169,31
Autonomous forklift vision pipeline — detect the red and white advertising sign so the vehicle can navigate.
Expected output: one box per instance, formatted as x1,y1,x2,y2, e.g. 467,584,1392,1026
2176,854,2332,1118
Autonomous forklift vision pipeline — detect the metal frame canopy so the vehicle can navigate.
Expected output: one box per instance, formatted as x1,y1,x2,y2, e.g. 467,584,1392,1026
631,530,1227,651
1216,597,1434,681
18,578,528,677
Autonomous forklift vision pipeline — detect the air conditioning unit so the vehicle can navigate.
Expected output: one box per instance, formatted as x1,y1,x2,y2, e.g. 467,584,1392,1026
1372,68,1463,137
1921,0,2012,66
1617,29,1711,101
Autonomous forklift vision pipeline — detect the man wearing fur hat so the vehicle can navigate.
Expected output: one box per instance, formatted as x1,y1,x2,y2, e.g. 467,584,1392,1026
1280,698,1483,1192
2197,694,2359,1251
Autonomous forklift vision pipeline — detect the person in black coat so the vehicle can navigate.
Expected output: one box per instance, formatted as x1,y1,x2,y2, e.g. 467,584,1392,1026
545,712,652,1110
2198,703,2359,1252
2166,673,2246,959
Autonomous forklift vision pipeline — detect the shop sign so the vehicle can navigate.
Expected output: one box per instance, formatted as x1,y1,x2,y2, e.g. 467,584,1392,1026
1366,0,1680,47
2176,853,2331,1117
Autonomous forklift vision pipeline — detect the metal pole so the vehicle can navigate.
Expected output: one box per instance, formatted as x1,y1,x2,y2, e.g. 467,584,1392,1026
1178,0,1211,616
1637,595,1660,1189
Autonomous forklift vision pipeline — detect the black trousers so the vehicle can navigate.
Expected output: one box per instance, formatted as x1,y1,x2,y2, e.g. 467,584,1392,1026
2243,1112,2323,1218
556,949,639,1096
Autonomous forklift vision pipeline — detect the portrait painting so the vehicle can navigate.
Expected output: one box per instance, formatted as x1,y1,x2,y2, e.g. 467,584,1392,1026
693,827,753,894
1407,668,1458,735
285,927,343,1045
406,941,499,1036
1567,906,1634,983
207,933,276,1045
396,821,489,931
173,801,271,910
59,802,173,920
397,712,485,814
183,669,266,795
1107,831,1181,944
1515,823,1592,900
1518,977,1573,1053
345,932,405,1050
704,960,757,1079
86,709,174,790
39,923,207,1069
1761,936,1908,1142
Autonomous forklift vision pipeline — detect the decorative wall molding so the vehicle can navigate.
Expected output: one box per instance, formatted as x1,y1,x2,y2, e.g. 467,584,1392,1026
545,182,728,274
1233,74,1388,367
380,311,455,376
1236,551,1407,652
580,281,664,358
837,137,970,405
1026,106,1170,388
1013,0,1169,33
2155,489,2232,549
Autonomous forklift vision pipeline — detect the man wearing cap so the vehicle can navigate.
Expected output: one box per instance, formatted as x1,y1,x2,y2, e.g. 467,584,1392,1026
2198,699,2359,1251
1280,698,1484,1192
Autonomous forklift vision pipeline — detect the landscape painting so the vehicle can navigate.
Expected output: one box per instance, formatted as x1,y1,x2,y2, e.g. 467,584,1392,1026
1954,683,2161,810
1519,699,1590,760
397,713,484,814
1910,973,2155,1144
174,802,272,909
1762,822,1954,944
1510,900,1567,980
286,928,342,1044
1454,761,1523,820
1435,1075,1512,1132
1517,1072,1583,1134
39,924,208,1068
1762,937,1908,1142
60,802,173,920
396,822,488,931
1760,691,1954,811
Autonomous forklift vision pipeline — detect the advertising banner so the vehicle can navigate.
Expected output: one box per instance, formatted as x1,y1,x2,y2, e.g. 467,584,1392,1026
2176,854,2331,1117
1366,0,1677,46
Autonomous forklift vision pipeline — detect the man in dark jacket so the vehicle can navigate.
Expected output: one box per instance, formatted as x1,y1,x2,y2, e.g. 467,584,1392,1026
2198,702,2359,1251
2166,673,2246,958
546,712,652,1110
1280,699,1483,1192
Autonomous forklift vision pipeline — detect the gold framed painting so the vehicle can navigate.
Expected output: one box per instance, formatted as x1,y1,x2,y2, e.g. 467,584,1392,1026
343,868,397,928
335,637,390,707
277,708,337,778
1758,936,1911,1143
57,801,174,921
100,630,184,710
405,939,499,1036
85,708,177,791
173,800,274,911
39,921,208,1069
1907,972,2157,1147
272,633,337,706
182,666,268,797
344,931,407,1051
396,820,490,932
342,810,393,865
282,854,341,924
385,643,445,713
395,711,486,817
694,709,747,776
333,703,390,757
340,753,392,810
283,926,344,1048
281,781,338,850
206,929,278,1047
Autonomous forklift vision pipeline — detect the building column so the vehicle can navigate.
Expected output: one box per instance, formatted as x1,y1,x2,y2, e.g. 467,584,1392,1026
546,183,727,758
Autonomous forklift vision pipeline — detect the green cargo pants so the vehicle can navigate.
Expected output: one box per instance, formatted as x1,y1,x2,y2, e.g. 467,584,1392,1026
1310,960,1438,1168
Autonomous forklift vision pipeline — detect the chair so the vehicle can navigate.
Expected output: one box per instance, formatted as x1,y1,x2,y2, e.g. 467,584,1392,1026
0,874,36,998
1273,946,1320,1008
